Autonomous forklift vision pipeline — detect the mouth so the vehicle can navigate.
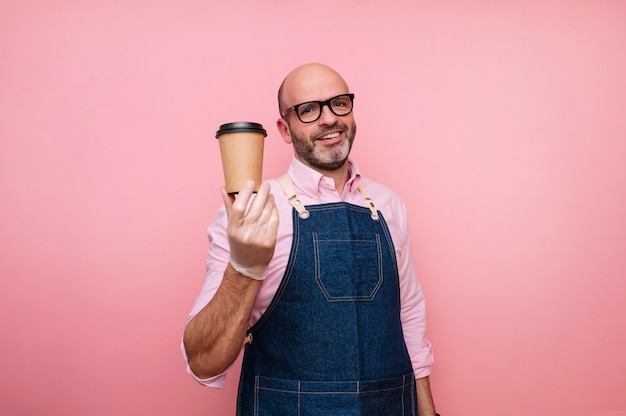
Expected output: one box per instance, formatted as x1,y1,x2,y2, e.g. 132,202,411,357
316,131,342,141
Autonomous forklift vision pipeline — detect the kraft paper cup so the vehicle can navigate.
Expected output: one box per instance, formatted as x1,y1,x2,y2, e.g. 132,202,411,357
215,122,267,194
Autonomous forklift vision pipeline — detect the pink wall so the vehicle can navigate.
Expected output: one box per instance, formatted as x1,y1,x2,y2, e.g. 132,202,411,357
1,1,625,415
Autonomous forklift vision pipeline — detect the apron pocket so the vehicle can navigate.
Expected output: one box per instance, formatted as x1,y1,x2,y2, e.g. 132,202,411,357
254,375,415,416
312,232,383,301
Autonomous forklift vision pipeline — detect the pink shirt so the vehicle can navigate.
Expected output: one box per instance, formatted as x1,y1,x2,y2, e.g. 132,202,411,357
183,157,433,388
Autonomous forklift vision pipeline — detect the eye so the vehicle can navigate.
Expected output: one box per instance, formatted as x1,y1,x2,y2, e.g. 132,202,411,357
332,97,350,108
298,102,318,117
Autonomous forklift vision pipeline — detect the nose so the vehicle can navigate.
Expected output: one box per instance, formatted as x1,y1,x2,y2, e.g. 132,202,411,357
318,103,337,125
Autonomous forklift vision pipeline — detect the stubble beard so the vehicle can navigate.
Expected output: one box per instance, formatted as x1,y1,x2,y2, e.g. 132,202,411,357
289,122,357,172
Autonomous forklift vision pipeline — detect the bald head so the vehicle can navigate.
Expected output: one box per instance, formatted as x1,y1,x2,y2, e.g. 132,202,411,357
278,63,350,116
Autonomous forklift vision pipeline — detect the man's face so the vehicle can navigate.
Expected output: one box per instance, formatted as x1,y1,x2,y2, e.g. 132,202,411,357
278,65,357,173
284,104,357,172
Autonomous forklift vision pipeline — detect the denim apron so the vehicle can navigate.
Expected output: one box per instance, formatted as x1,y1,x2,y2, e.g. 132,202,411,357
236,177,417,416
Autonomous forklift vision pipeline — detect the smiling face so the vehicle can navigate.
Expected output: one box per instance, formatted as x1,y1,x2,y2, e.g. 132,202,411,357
277,64,357,173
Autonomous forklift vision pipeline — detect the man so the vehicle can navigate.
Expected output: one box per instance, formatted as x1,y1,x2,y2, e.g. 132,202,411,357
183,63,438,415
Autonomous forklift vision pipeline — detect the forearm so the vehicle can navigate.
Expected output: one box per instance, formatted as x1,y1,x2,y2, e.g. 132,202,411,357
416,376,437,416
183,263,261,378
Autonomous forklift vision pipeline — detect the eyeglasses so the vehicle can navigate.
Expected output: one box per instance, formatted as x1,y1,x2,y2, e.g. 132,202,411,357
281,93,355,123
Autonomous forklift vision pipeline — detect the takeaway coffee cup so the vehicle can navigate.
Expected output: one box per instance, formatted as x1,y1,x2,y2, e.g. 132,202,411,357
215,121,267,194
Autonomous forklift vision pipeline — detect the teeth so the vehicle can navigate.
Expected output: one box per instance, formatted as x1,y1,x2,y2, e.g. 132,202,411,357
321,132,340,139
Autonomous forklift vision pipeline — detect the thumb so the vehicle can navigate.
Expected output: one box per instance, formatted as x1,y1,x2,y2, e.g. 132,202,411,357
220,186,235,218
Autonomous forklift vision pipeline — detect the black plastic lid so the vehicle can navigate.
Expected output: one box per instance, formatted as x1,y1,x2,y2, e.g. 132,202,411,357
215,122,267,138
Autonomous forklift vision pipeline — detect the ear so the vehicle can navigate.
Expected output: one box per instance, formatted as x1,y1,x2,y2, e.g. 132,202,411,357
276,118,293,144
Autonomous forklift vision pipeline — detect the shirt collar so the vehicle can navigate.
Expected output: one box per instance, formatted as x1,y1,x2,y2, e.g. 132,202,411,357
285,157,363,199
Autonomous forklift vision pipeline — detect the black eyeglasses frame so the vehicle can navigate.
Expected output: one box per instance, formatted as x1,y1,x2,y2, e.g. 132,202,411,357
281,93,355,124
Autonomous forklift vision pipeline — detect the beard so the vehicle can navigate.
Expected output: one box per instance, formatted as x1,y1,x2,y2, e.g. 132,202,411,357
289,121,357,172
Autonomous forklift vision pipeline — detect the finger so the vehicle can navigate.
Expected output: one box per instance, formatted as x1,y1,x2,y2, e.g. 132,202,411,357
255,191,277,228
220,186,235,218
230,180,256,222
242,182,272,224
260,200,280,238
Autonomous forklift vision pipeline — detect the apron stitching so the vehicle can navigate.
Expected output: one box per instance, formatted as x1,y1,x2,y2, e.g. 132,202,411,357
297,381,301,416
254,376,259,416
411,376,416,416
257,385,407,394
401,374,405,416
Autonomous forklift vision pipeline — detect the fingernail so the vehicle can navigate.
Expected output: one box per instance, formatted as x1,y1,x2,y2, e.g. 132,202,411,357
245,180,254,189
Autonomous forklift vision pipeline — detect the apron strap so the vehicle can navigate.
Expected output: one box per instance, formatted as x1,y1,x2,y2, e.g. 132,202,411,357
277,176,310,219
278,176,380,221
358,184,380,221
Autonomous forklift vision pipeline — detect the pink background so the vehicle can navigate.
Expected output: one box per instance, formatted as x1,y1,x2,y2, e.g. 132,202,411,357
1,1,625,415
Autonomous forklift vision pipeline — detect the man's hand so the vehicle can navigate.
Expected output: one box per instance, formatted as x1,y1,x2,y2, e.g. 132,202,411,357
222,180,279,280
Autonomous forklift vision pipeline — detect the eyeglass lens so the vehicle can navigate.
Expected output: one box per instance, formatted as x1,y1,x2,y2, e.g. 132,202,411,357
296,95,353,123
